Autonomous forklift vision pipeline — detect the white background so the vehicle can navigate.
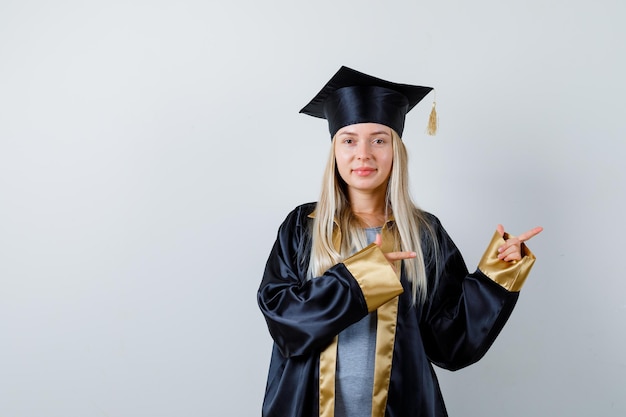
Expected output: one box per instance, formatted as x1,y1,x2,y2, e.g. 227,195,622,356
1,1,624,416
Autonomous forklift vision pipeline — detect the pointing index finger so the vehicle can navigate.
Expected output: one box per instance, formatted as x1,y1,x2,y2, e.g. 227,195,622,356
518,226,544,242
385,251,417,262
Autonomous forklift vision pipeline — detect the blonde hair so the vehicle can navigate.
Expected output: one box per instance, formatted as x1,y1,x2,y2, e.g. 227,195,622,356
307,130,439,304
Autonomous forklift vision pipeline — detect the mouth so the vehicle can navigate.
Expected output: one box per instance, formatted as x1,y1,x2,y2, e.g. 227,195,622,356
352,167,376,176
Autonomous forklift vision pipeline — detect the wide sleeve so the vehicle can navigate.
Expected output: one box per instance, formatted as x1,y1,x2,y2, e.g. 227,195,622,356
258,205,403,358
420,218,536,371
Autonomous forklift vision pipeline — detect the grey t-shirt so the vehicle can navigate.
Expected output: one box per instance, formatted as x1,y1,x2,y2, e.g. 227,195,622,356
335,227,381,417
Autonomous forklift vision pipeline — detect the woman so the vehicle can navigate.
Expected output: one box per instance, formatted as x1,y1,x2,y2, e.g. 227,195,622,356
258,66,542,417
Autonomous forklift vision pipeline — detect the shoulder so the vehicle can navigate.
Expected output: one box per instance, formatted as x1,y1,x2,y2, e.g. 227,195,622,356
414,209,458,252
277,202,317,232
415,209,445,233
417,209,441,226
294,202,317,217
273,203,316,256
285,202,317,221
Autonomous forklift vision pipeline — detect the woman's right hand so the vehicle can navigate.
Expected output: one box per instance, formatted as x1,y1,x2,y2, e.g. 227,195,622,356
374,233,416,271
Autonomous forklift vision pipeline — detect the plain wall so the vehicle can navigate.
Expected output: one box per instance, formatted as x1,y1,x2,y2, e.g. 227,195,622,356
1,1,624,416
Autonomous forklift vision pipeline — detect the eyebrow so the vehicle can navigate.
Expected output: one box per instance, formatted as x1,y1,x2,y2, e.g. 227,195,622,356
337,130,391,136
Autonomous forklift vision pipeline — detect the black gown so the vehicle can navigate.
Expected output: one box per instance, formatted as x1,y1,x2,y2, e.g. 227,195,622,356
258,203,536,417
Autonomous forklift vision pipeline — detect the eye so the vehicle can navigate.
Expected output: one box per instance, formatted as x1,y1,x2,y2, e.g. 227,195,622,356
372,138,386,145
342,138,354,144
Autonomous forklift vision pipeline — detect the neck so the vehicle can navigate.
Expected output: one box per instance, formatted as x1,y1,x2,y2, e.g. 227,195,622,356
348,189,388,228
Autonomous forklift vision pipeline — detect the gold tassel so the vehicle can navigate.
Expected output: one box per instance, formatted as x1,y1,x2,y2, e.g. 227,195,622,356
427,100,438,136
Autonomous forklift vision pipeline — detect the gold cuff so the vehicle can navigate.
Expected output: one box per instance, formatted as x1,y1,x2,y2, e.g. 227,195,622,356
478,231,536,292
343,243,403,312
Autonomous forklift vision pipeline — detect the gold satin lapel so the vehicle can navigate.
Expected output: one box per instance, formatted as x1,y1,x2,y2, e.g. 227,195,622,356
319,336,338,417
332,223,342,254
370,223,399,417
381,223,399,273
371,297,398,417
319,224,342,417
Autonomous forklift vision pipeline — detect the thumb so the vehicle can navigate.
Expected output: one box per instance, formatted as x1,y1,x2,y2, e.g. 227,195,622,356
374,233,382,247
496,224,505,238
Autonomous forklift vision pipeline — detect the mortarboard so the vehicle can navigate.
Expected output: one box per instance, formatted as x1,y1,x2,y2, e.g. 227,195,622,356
299,66,436,138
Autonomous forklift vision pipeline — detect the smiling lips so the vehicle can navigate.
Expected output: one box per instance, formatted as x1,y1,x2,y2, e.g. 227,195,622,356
352,167,377,176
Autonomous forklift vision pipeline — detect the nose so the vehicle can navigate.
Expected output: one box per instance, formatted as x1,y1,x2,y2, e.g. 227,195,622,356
356,140,372,160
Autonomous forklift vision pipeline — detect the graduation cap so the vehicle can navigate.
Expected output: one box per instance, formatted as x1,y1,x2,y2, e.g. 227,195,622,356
299,66,437,138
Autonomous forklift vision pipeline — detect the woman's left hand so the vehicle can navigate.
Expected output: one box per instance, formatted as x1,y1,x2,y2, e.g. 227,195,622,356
496,224,543,262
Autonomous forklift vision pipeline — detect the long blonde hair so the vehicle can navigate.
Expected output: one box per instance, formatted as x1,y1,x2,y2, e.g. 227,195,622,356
307,129,439,304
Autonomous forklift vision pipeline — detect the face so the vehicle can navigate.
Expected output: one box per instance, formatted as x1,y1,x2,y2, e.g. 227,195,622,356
334,123,394,196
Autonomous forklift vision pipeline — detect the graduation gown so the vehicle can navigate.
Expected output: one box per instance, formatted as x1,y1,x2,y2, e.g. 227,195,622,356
258,203,536,417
